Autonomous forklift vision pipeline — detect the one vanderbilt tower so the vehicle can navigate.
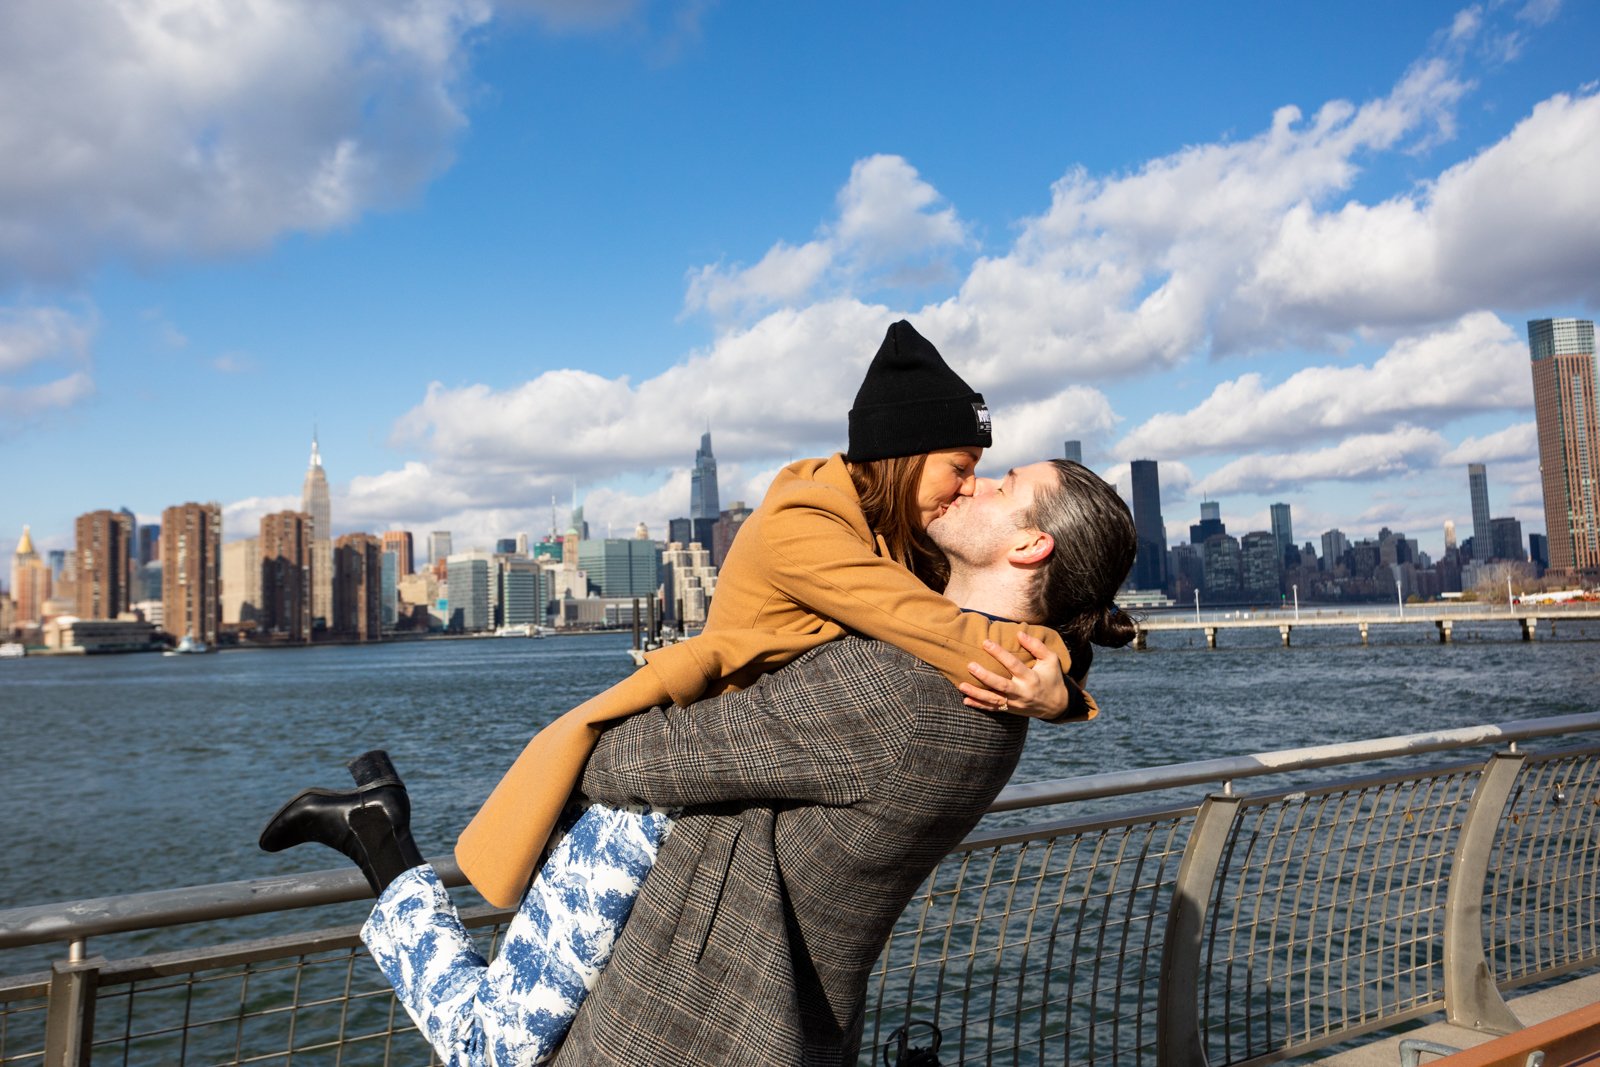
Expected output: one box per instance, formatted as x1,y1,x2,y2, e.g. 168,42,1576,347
1528,318,1600,576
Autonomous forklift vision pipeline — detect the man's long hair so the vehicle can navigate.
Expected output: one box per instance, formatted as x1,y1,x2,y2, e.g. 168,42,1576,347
848,454,950,590
1018,460,1139,652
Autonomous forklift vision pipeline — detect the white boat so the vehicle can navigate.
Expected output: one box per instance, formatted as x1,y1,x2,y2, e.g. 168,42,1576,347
163,634,208,656
0,642,24,659
494,624,542,638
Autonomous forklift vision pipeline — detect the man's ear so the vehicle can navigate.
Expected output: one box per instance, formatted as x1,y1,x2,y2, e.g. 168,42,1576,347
1009,529,1054,566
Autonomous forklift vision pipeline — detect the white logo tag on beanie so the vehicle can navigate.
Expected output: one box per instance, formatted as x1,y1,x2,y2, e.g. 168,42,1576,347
972,402,991,435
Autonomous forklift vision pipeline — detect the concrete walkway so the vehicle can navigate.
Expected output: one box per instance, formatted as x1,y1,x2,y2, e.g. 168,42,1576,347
1319,972,1600,1065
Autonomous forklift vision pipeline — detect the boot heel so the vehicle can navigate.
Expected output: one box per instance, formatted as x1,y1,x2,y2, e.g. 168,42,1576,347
347,750,400,789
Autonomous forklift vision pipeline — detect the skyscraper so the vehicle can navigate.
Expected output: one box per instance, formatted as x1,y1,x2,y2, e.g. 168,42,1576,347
690,431,720,521
333,533,383,641
74,509,133,619
1320,529,1349,570
161,502,222,645
429,531,453,565
10,525,50,626
1269,503,1293,563
1467,463,1492,555
301,434,333,627
1063,440,1083,464
1128,460,1167,591
1190,501,1225,546
1528,318,1600,574
260,511,313,643
381,530,414,576
137,525,160,565
221,538,261,625
1490,517,1526,563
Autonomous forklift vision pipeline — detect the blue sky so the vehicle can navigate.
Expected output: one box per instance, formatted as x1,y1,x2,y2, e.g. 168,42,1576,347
3,0,1598,566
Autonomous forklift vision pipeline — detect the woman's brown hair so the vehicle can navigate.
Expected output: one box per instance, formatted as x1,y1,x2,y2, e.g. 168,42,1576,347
847,454,950,590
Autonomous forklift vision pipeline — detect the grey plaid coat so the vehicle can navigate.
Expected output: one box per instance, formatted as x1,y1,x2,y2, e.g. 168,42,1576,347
552,637,1030,1067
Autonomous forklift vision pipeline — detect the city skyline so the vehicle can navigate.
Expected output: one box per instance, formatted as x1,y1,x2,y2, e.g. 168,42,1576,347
4,2,1600,561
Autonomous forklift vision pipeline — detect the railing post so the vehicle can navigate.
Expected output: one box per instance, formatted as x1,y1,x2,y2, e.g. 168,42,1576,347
1443,751,1525,1036
44,954,105,1067
1159,794,1241,1067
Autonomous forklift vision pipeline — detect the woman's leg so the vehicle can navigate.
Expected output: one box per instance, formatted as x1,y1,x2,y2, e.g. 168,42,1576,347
361,801,676,1067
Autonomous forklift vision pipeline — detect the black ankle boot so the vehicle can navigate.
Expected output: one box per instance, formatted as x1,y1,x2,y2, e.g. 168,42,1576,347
259,750,426,896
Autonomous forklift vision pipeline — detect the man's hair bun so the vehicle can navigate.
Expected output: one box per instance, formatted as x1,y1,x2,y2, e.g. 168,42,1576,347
1090,605,1139,649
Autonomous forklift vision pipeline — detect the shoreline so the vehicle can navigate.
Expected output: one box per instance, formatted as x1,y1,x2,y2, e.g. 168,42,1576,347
6,626,683,658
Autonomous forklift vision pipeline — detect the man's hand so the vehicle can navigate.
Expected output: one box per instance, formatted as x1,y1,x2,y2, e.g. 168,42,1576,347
957,632,1069,720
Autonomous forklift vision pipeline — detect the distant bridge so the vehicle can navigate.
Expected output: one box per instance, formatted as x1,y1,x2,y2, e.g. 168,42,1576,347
1133,602,1600,648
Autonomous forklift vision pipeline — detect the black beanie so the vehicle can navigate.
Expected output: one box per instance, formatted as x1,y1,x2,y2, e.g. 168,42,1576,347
845,320,992,463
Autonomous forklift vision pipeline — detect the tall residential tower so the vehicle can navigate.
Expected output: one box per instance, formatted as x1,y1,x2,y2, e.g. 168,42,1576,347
1467,464,1491,556
74,509,134,619
161,502,222,645
1128,460,1167,592
1528,318,1600,575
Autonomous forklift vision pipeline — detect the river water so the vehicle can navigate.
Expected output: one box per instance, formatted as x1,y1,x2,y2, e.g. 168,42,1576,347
3,617,1597,917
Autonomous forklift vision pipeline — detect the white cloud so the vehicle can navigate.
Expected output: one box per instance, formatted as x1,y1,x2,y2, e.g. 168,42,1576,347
683,155,968,321
0,303,97,431
1193,427,1450,497
1115,313,1530,459
980,388,1118,474
0,371,95,429
1235,91,1600,334
1442,421,1539,465
0,305,95,373
220,494,301,540
833,155,968,265
0,0,489,285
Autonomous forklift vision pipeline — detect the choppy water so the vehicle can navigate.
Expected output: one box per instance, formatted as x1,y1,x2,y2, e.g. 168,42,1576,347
2,620,1597,915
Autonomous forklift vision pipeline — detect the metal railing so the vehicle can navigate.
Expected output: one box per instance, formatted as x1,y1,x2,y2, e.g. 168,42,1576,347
3,713,1599,1066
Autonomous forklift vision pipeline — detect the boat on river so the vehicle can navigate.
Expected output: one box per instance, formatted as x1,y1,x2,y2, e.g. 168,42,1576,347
0,642,23,658
494,624,542,638
162,634,208,656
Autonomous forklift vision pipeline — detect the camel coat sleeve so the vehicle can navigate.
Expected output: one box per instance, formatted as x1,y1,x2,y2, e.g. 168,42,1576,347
455,454,1096,907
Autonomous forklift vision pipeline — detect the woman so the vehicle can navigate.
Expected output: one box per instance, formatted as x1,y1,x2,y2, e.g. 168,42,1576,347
261,320,1099,1064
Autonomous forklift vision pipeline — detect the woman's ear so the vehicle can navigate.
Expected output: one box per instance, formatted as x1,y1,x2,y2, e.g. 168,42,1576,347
1008,530,1054,566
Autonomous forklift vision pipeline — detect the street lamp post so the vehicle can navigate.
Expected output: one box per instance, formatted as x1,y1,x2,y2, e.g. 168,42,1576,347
1397,579,1404,617
1507,576,1514,612
1293,584,1300,621
1194,588,1200,624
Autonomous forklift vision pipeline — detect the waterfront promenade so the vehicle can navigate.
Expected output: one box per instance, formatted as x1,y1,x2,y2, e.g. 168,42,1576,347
1133,601,1600,648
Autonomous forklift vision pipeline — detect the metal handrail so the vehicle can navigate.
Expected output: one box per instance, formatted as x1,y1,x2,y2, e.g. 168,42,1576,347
4,712,1598,952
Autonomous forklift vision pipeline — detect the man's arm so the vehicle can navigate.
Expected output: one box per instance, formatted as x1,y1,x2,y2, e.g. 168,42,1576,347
579,641,915,811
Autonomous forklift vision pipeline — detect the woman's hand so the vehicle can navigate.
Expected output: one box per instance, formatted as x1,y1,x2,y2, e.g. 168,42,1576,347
957,632,1069,720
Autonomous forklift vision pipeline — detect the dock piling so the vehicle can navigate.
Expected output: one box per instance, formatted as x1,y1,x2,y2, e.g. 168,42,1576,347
1279,624,1291,648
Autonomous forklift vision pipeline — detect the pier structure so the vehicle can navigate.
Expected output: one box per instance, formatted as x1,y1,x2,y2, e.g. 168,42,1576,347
3,714,1600,1065
1130,603,1600,649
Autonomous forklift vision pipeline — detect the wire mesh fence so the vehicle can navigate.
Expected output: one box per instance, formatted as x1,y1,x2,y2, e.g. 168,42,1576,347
3,743,1598,1067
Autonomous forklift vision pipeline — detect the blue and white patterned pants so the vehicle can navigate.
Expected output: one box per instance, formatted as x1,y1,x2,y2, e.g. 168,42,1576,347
361,801,675,1067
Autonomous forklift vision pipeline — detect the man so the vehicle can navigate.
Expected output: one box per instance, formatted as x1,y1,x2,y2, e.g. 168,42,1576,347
552,460,1136,1065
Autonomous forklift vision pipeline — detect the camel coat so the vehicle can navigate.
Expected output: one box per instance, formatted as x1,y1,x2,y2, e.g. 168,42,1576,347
455,453,1094,907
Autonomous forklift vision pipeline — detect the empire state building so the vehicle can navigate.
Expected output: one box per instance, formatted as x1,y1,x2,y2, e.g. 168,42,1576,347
302,434,333,628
